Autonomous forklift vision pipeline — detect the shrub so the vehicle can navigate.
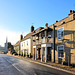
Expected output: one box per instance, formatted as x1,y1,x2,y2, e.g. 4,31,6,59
63,61,68,65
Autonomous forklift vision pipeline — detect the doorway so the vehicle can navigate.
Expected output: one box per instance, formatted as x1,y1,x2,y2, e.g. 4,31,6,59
37,48,41,59
33,48,35,59
47,47,51,61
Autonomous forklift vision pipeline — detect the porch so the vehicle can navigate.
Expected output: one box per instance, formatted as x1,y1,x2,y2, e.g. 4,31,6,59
33,43,52,62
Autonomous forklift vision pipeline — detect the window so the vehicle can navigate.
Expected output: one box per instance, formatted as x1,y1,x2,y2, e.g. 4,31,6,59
73,32,75,48
24,42,25,46
27,41,28,46
39,33,41,39
57,45,64,58
57,27,64,40
22,43,23,47
42,37,45,43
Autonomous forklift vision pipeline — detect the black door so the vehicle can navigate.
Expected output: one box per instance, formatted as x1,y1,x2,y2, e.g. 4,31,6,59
38,48,41,59
47,47,51,61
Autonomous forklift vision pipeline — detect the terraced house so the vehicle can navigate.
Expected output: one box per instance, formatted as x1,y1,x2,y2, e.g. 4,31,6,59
32,24,54,63
14,34,23,55
53,10,75,65
14,10,75,65
32,10,75,65
14,40,20,54
20,26,34,57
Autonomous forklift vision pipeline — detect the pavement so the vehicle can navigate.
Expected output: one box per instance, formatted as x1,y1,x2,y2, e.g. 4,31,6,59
7,54,75,75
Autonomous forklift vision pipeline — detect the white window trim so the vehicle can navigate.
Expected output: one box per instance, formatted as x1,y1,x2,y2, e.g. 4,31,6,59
57,27,64,40
57,45,64,59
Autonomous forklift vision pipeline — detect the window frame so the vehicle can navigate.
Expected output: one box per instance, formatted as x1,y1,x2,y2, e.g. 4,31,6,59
27,41,28,46
57,45,64,59
57,27,64,40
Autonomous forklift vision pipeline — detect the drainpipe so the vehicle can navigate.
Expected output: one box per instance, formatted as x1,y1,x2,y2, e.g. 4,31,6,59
53,24,55,63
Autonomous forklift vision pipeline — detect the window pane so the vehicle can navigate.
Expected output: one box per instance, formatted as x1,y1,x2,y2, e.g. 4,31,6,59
57,45,64,58
58,50,63,57
57,27,64,40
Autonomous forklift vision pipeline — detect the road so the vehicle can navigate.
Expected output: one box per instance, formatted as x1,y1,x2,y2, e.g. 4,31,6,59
0,54,74,75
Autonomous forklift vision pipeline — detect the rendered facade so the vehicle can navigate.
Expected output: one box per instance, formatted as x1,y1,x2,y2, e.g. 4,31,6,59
19,26,34,57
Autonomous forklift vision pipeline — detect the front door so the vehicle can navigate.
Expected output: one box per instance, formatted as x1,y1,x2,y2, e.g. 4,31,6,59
47,47,51,61
38,48,41,59
34,48,35,59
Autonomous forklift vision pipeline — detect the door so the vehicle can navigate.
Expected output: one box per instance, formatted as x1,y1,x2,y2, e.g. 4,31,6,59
34,48,35,59
47,47,51,61
38,48,41,59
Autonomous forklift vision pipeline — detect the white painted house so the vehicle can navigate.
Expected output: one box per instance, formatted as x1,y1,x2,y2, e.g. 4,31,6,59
20,37,31,57
20,26,34,57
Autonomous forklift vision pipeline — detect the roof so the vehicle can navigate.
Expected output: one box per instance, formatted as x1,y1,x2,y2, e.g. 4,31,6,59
49,10,75,28
14,40,20,46
21,32,33,41
21,27,44,41
32,27,52,36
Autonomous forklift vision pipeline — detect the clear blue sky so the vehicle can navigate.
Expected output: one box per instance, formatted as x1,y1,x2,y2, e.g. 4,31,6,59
0,0,75,32
0,0,75,45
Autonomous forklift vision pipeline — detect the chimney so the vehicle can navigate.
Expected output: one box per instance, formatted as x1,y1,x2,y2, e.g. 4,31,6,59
56,20,58,23
69,10,75,20
70,10,72,14
72,10,75,13
69,10,75,15
31,26,34,32
45,23,48,27
20,34,23,40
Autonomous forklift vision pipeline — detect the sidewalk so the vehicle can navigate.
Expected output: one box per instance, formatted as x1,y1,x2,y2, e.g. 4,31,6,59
7,54,75,75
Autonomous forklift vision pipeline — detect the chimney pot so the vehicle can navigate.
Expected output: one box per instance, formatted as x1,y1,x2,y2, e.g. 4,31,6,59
56,21,58,22
73,10,75,13
20,34,23,40
31,26,34,32
70,10,72,14
45,23,48,27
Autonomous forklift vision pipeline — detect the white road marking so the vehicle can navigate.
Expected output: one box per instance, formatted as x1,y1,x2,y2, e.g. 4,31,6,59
5,58,20,72
12,64,20,72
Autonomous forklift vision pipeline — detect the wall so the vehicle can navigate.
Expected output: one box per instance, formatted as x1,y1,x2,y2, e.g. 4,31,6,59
20,38,31,56
55,18,75,64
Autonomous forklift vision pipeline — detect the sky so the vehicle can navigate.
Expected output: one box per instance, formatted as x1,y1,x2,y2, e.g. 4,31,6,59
0,0,75,46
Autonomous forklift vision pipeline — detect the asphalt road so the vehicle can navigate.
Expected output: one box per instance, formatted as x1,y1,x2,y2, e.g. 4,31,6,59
0,54,74,75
